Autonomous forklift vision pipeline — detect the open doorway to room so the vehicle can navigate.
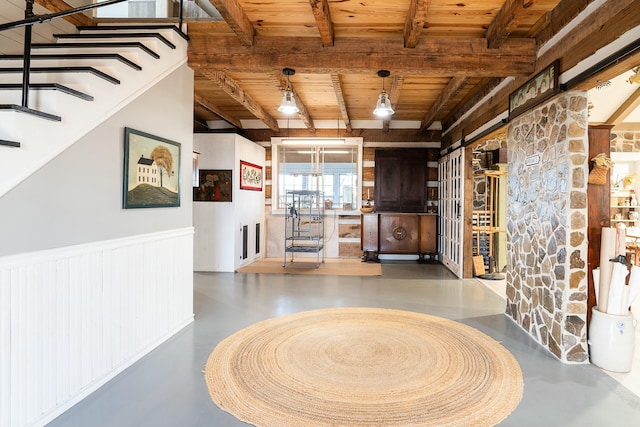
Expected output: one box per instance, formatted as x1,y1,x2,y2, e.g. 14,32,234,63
587,65,640,396
466,134,508,299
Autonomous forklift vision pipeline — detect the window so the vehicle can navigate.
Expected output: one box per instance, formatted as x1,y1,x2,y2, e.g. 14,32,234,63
272,138,362,211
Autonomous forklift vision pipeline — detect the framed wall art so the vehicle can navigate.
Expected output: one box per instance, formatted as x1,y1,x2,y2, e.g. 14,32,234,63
193,169,232,202
240,160,263,191
123,127,181,209
509,60,560,119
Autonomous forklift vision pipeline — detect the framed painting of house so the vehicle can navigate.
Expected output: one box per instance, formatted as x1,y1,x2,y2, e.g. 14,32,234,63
240,160,263,191
123,127,181,209
193,169,232,202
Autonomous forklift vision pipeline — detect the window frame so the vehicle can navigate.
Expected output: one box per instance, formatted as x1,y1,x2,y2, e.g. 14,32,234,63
270,137,363,214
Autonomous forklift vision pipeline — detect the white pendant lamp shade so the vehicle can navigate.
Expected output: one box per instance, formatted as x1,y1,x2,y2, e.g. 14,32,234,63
278,68,300,115
373,70,394,117
278,90,299,114
373,91,394,117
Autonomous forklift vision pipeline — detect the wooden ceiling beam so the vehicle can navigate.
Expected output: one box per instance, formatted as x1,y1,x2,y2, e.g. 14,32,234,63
241,128,441,143
273,73,316,132
383,74,405,132
194,93,243,129
208,0,256,46
420,76,466,132
188,36,536,76
445,0,594,131
309,0,334,47
440,0,535,132
607,86,640,126
443,0,640,148
196,68,279,132
35,0,95,27
486,0,538,49
527,0,595,45
403,0,431,48
330,74,352,133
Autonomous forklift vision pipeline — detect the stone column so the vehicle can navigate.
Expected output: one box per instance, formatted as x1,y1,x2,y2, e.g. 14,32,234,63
506,92,589,363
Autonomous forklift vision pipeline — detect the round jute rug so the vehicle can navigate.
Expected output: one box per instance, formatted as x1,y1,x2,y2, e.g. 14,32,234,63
204,307,523,427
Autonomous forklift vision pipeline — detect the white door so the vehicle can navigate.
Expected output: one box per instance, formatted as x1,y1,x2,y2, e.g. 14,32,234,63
438,149,464,277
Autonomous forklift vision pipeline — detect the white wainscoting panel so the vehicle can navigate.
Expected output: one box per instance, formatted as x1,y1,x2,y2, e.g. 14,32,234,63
0,228,194,427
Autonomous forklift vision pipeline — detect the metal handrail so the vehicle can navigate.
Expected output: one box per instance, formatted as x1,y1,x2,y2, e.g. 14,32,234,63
0,0,185,109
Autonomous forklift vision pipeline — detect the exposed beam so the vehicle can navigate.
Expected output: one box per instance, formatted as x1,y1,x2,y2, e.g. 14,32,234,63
420,76,466,132
208,0,256,46
196,68,279,132
194,93,243,128
383,74,405,132
445,1,594,131
613,123,640,131
443,77,503,130
607,86,640,126
528,0,595,45
330,74,353,133
443,0,640,148
188,35,536,76
309,0,334,47
273,73,316,132
403,0,431,48
35,0,95,27
486,0,538,48
194,116,210,131
242,128,441,143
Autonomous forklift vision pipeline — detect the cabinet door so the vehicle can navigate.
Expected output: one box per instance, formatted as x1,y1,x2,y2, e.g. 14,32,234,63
419,215,437,253
361,214,379,251
374,149,427,212
375,153,402,211
400,156,427,212
379,214,419,253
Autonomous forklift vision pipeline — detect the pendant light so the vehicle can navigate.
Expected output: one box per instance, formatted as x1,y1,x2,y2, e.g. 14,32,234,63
373,70,394,117
278,68,300,115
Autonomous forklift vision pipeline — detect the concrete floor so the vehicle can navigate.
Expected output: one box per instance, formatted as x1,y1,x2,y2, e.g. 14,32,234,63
47,263,640,427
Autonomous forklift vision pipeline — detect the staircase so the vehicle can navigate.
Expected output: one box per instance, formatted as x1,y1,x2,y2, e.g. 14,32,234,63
0,24,189,197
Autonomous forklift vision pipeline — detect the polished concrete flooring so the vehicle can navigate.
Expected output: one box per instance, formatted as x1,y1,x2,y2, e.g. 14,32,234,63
48,263,640,427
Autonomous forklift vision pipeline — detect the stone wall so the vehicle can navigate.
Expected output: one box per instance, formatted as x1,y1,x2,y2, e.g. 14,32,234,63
506,92,590,363
611,130,640,152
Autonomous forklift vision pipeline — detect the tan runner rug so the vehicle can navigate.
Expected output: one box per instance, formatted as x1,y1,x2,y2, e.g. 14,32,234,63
236,257,382,276
205,307,523,427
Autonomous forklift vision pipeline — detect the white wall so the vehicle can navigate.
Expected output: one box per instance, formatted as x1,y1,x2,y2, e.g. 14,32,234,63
0,63,195,426
0,65,194,257
193,134,265,271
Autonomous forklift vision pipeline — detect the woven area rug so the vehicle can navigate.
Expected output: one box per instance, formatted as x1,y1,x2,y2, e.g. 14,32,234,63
236,258,382,276
204,307,523,427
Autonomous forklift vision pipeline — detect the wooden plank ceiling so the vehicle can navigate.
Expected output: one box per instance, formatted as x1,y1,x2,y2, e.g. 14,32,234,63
14,0,640,137
188,0,561,135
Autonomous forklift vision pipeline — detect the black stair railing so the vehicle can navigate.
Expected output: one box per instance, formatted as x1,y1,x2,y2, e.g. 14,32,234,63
0,0,185,110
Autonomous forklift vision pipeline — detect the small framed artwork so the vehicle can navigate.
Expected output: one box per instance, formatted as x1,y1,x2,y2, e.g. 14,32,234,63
193,169,232,202
239,160,263,191
123,127,181,209
509,60,560,119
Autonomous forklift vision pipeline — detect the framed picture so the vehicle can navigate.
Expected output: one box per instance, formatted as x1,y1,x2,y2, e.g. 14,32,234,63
123,127,181,209
240,160,263,191
193,169,232,202
509,60,560,119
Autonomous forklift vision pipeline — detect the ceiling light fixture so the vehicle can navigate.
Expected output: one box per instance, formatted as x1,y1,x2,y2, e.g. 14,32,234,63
373,70,394,117
278,68,300,115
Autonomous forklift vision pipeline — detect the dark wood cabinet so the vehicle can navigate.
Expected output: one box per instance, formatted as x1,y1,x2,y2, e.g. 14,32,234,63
375,149,428,212
361,213,437,262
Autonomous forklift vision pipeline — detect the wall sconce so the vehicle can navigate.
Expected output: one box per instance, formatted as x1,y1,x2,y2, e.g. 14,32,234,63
278,68,300,115
373,70,394,117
